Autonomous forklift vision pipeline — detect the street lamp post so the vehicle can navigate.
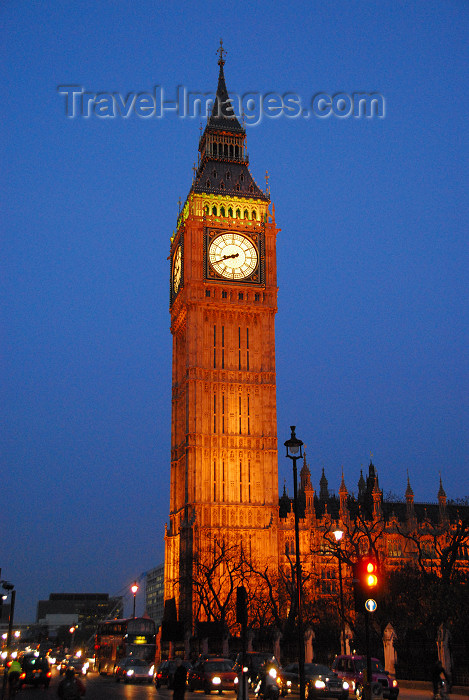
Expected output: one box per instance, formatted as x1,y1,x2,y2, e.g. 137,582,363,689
285,426,305,700
131,582,139,618
333,529,346,655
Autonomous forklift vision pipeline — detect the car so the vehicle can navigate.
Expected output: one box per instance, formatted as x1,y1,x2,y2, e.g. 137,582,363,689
188,657,237,694
278,662,349,700
233,652,281,689
66,655,90,676
155,659,192,689
331,656,399,700
115,656,154,683
154,660,170,687
19,654,52,688
58,657,71,674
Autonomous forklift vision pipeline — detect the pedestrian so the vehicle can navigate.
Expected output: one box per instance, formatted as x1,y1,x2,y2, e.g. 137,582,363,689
173,658,187,700
431,660,450,699
57,667,86,699
7,657,22,696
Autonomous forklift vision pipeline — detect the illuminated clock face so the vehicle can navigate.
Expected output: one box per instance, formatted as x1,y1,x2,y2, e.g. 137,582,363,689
173,245,182,293
208,233,258,280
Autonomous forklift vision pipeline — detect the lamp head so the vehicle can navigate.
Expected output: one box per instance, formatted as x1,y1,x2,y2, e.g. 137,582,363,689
333,529,344,542
284,426,303,459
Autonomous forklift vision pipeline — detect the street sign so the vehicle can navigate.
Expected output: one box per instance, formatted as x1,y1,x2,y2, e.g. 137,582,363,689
365,598,377,612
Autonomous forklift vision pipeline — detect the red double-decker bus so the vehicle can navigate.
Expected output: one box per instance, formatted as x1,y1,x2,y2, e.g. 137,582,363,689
95,616,156,675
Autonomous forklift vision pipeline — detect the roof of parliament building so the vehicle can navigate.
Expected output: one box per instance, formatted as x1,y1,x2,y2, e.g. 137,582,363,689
279,457,469,524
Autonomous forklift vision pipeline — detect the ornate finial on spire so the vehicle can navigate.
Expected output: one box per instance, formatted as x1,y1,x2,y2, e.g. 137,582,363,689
406,470,414,498
192,163,197,181
265,170,270,195
178,197,182,213
339,469,348,496
217,39,227,66
438,473,446,499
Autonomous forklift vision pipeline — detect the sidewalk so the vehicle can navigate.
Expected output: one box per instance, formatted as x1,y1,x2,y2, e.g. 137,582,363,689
399,680,469,697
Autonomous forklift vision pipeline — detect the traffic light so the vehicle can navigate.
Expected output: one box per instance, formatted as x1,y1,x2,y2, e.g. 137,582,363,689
352,556,381,611
363,558,378,589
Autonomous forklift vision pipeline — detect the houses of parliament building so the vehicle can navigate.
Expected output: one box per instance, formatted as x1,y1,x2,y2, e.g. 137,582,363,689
162,46,468,648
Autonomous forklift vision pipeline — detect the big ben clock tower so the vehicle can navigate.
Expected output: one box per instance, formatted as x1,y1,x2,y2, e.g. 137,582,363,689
164,45,280,631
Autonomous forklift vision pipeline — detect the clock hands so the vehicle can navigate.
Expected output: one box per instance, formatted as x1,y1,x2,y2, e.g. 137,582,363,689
212,252,240,264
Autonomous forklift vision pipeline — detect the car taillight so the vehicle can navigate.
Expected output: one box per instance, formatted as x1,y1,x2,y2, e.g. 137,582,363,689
47,672,52,677
20,673,26,679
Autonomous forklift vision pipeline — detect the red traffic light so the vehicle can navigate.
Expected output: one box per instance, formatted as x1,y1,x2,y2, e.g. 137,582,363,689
365,560,378,587
352,556,382,612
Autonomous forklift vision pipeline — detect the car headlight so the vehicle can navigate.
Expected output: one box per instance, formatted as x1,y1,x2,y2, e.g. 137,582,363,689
392,681,398,688
315,680,326,689
127,670,134,676
287,681,292,687
269,668,278,679
343,682,350,690
212,676,221,685
149,666,155,675
234,677,239,685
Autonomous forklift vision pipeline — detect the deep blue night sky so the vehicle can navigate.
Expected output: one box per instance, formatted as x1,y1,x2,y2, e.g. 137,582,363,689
2,1,468,622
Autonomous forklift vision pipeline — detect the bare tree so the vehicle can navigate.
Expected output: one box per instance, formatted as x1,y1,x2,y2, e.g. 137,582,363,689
395,508,469,584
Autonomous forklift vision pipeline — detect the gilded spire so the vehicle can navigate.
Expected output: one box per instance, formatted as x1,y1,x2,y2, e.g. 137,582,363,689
438,474,448,522
339,468,348,495
193,45,269,201
300,451,312,489
207,41,244,134
438,474,446,500
319,467,329,500
358,468,366,499
405,470,414,498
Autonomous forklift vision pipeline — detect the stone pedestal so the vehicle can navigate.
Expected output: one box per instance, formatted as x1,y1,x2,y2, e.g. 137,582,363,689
383,624,397,678
305,628,315,663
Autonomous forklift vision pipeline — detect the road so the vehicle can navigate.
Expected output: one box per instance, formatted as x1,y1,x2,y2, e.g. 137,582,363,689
12,672,468,700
